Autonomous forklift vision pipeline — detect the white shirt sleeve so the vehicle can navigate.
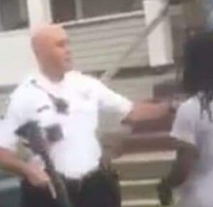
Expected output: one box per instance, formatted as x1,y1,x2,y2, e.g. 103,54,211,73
94,80,133,119
0,89,32,151
170,101,197,146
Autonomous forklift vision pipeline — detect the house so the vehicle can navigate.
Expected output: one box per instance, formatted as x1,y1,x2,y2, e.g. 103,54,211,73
0,1,204,207
0,0,190,115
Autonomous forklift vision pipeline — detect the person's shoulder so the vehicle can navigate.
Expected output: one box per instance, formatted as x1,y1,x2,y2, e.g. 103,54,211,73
177,96,200,117
9,76,36,102
180,96,199,108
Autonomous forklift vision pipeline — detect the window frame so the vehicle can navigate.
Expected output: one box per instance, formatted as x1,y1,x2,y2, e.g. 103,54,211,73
61,10,144,28
0,0,143,34
0,0,29,33
54,0,143,25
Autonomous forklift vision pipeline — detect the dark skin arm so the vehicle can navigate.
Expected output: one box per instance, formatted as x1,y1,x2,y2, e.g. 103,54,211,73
164,139,198,187
157,139,198,206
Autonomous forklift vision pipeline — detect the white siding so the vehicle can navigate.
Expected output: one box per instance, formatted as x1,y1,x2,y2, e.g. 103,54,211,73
65,12,148,72
65,6,183,72
0,30,37,86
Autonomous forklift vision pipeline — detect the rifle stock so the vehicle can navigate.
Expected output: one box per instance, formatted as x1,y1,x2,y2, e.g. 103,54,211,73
16,121,73,207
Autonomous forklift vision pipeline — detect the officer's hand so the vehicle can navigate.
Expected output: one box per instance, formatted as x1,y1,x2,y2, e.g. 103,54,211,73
24,163,51,188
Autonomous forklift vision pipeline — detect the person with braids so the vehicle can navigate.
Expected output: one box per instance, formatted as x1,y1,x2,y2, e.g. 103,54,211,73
158,32,213,207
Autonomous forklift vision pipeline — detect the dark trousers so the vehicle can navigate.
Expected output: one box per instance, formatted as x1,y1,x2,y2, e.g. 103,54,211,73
21,168,121,207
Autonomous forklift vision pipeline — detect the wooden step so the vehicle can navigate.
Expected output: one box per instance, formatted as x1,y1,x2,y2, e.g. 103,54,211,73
120,179,160,200
122,199,160,207
112,151,176,180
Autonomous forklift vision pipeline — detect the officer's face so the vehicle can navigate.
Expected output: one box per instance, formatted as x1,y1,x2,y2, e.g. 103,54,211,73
32,25,72,76
46,29,72,73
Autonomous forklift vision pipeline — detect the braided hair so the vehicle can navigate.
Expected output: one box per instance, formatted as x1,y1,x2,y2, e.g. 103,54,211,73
183,32,213,121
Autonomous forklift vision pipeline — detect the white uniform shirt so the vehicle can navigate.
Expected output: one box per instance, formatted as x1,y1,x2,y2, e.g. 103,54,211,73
0,70,133,179
171,95,213,207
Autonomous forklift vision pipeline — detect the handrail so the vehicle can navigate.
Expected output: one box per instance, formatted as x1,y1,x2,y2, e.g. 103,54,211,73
62,10,144,28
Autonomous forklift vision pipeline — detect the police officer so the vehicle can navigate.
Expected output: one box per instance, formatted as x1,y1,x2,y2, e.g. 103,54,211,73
0,24,170,207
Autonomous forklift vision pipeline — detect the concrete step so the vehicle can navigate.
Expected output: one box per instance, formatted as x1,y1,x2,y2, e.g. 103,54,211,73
120,179,160,200
112,151,176,180
122,199,160,207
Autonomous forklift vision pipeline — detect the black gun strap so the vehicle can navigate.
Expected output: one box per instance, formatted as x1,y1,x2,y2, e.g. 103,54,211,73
31,80,59,103
16,121,73,207
30,80,69,114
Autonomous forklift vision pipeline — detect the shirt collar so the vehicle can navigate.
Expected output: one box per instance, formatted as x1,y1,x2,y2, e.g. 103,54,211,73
28,70,65,95
28,69,80,93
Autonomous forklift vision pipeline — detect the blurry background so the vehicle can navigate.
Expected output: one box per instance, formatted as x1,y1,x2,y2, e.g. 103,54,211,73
0,0,207,206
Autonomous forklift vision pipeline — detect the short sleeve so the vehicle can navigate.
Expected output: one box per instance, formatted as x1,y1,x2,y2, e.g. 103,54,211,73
95,80,133,119
0,89,32,151
170,101,197,145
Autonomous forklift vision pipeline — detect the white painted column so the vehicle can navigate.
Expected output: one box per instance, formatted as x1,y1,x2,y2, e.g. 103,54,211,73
143,0,174,67
0,1,3,31
27,0,52,27
74,0,84,19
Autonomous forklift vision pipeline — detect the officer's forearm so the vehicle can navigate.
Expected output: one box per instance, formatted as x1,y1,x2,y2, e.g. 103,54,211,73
122,102,171,126
0,147,30,178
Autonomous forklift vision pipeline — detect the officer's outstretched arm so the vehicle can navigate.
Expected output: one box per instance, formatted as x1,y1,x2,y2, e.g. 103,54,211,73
122,101,171,126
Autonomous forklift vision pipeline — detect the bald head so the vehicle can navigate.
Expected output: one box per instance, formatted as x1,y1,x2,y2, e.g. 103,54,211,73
31,24,65,49
31,24,72,79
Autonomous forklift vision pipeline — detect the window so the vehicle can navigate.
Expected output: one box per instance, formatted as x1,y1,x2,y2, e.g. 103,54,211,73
0,0,29,31
51,0,142,23
51,0,76,23
82,0,142,18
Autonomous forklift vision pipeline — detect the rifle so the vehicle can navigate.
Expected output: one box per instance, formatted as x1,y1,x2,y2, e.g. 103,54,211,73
16,121,73,207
